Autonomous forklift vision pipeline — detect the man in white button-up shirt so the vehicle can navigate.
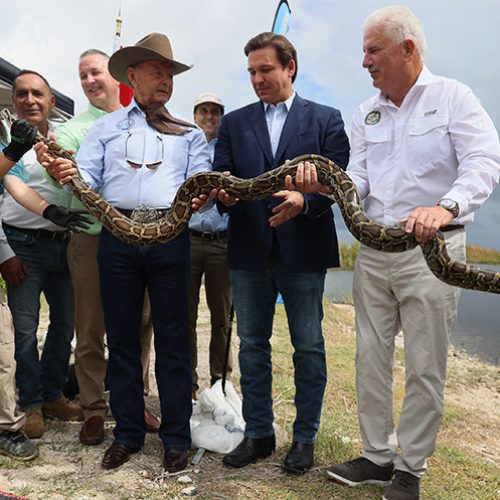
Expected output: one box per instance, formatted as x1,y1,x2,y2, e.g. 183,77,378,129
288,6,500,500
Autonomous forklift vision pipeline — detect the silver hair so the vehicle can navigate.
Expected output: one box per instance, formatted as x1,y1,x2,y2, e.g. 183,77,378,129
79,49,109,60
364,5,427,57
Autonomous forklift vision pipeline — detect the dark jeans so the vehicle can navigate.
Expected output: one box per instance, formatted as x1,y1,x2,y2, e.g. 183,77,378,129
98,228,192,450
3,225,74,409
231,261,327,443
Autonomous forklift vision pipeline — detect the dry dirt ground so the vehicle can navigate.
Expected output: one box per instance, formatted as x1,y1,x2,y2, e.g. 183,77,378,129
0,292,498,500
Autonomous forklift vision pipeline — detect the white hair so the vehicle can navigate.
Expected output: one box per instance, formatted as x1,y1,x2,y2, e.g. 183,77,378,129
364,5,427,58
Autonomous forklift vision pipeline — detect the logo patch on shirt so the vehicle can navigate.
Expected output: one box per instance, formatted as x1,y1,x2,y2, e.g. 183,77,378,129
364,110,381,125
116,118,133,130
424,109,437,116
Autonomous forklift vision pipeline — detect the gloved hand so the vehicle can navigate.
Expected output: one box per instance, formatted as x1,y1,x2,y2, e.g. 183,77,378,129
2,120,38,162
42,205,92,232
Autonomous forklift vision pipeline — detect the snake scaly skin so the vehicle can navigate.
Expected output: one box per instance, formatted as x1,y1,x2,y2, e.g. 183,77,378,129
1,109,498,294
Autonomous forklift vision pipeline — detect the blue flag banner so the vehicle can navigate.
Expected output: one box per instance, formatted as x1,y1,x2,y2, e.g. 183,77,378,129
271,0,291,35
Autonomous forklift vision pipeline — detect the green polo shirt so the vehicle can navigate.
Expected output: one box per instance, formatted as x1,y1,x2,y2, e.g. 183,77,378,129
55,104,108,235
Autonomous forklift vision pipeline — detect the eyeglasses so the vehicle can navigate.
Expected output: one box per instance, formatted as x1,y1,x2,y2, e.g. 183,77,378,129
125,118,164,170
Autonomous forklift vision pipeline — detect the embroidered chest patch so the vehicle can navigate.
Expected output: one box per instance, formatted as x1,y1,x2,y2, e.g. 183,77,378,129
364,110,381,125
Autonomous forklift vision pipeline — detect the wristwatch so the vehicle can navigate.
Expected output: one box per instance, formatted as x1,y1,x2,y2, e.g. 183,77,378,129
437,198,459,218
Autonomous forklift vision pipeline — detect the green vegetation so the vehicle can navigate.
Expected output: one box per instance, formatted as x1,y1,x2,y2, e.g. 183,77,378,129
339,241,360,270
191,301,499,499
340,241,500,269
466,244,500,264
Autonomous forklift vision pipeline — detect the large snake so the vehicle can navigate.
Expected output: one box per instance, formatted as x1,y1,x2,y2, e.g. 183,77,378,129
1,109,499,294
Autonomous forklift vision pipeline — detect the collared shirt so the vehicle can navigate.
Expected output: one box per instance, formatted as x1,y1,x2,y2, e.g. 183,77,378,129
188,138,228,233
264,92,296,157
55,104,109,235
347,66,500,226
76,99,212,209
0,122,71,230
0,141,27,264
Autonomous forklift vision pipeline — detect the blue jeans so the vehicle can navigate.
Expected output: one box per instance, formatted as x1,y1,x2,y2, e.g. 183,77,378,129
98,229,192,450
3,225,74,409
231,262,327,443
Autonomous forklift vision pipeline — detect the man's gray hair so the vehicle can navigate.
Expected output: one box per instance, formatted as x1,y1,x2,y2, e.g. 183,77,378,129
364,5,427,57
79,49,109,60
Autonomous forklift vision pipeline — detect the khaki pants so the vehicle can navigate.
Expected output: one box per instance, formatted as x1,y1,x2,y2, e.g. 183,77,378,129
0,289,25,431
68,232,153,419
188,235,232,389
353,229,465,477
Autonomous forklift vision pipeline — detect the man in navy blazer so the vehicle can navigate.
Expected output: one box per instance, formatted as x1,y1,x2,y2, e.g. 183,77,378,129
213,32,350,473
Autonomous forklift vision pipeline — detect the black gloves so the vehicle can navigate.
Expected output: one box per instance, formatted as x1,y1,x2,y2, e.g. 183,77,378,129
42,205,92,232
2,120,38,163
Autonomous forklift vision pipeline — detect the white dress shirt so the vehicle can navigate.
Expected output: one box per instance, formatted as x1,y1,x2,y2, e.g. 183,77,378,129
76,99,212,209
264,92,296,157
0,122,69,231
347,66,500,226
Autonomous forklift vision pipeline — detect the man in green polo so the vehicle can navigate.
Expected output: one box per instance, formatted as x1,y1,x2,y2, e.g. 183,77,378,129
56,49,159,446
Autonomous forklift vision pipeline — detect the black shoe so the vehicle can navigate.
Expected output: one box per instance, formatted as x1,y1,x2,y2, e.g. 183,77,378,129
164,448,189,473
0,430,39,462
383,470,420,500
282,441,314,473
102,443,140,470
326,456,393,486
222,435,275,468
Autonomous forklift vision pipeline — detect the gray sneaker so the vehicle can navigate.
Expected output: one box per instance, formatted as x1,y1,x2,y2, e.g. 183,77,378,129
0,430,39,462
327,456,393,486
383,470,420,500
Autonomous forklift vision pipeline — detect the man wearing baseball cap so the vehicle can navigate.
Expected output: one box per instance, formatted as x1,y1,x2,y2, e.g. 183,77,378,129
40,33,212,472
188,93,232,400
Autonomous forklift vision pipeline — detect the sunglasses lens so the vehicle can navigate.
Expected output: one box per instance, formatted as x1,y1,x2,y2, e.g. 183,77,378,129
146,161,162,170
127,161,142,169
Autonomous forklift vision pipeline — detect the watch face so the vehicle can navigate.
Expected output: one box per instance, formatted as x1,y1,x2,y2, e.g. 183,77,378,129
439,199,458,216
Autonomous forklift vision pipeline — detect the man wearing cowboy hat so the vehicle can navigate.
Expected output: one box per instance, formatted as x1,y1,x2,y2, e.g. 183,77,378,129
40,32,212,472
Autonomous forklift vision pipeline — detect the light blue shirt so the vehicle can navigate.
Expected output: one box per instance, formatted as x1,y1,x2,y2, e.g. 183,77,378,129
188,138,228,233
76,99,212,209
264,92,296,157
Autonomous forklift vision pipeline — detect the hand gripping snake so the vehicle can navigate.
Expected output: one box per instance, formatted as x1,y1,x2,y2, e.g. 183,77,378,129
1,109,498,294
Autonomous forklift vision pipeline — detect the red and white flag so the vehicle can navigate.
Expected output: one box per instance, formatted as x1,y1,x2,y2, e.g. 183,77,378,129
113,8,134,106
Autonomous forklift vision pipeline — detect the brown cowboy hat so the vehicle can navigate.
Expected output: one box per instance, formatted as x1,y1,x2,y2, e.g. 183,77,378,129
108,32,192,85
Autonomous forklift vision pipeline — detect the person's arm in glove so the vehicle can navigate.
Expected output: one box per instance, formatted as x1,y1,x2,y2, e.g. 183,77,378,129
41,205,92,232
3,175,91,231
1,120,38,179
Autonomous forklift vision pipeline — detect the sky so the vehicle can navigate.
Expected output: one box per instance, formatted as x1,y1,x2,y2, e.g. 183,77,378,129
2,0,500,247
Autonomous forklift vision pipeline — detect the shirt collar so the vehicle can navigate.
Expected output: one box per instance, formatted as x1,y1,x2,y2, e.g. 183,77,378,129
376,66,435,107
262,91,296,113
87,103,109,119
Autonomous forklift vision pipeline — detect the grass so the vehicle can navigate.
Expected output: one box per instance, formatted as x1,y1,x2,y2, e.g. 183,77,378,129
0,298,497,499
339,241,500,269
189,301,499,499
466,244,500,264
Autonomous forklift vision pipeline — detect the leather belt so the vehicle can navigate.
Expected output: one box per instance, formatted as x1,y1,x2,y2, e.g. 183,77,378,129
440,224,464,233
190,230,227,241
2,222,69,241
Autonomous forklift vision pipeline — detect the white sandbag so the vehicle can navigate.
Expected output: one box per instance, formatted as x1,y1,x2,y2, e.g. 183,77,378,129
190,380,245,453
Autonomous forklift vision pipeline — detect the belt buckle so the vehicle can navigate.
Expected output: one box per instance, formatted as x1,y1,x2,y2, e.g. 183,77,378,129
201,231,214,240
131,205,161,224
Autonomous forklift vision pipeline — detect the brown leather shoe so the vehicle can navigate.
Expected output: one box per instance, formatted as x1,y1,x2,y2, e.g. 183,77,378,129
144,407,160,433
102,443,139,470
42,397,84,421
23,408,44,439
79,416,105,445
164,448,189,473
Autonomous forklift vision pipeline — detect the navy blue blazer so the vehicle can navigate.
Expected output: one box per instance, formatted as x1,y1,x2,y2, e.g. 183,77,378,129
213,94,350,272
